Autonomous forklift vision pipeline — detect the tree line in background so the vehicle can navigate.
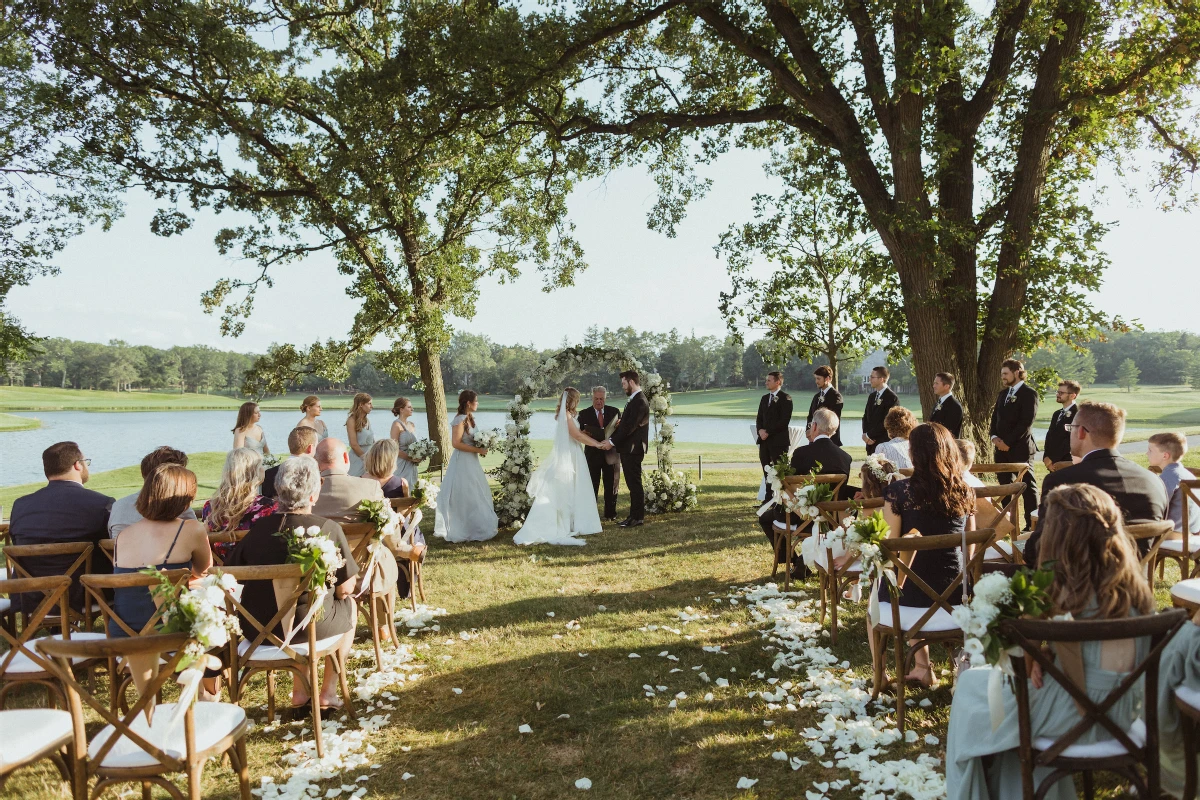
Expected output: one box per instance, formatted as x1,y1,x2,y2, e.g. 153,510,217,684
6,327,1200,398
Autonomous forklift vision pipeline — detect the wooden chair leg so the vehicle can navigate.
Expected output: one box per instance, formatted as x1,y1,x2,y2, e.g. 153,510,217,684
334,650,355,718
1181,712,1197,800
1081,770,1094,800
142,780,152,800
234,736,251,800
415,562,425,604
310,659,324,760
265,670,276,723
894,635,906,733
818,570,828,625
187,760,202,800
829,579,840,645
368,592,383,668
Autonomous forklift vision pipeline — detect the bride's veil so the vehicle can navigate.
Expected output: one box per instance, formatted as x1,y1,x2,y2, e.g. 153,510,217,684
524,391,576,524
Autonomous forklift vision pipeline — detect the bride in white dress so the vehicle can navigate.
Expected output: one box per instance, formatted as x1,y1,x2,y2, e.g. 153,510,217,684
513,388,606,546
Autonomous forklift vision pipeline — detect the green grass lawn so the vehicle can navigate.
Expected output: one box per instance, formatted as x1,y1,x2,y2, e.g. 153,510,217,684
3,465,1183,799
0,412,40,431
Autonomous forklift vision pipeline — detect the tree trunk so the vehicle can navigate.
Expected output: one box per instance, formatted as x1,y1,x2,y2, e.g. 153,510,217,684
826,348,840,390
417,343,450,472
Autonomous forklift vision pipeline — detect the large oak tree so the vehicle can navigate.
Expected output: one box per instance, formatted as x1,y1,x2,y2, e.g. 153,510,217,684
528,0,1200,439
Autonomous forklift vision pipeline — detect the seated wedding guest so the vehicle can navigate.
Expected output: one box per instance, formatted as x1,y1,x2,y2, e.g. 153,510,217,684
364,438,410,499
202,448,278,561
232,401,270,456
312,438,385,522
1157,604,1200,798
108,446,196,538
225,457,358,711
296,395,329,441
1147,431,1200,537
945,484,1155,800
109,464,211,638
1025,401,1168,565
262,426,319,500
955,439,985,488
957,438,1015,540
857,454,900,500
1042,380,1081,469
756,408,852,580
870,423,975,687
10,441,113,614
874,406,917,469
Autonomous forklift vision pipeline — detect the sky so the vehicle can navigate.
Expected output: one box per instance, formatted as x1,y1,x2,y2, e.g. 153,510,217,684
7,147,1199,353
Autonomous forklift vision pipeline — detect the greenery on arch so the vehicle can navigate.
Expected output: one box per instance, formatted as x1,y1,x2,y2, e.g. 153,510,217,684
491,345,697,527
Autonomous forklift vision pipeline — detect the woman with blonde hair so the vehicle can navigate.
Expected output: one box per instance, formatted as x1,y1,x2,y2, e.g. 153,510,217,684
513,387,606,546
201,447,278,559
389,397,419,494
296,395,329,440
345,392,374,477
232,401,270,456
945,483,1156,800
365,438,409,498
874,406,917,469
434,389,498,542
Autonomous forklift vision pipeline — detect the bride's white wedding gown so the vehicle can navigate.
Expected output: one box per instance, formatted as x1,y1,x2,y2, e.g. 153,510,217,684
513,393,604,546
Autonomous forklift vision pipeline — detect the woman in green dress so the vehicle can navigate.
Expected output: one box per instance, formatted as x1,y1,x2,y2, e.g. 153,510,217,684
945,483,1157,800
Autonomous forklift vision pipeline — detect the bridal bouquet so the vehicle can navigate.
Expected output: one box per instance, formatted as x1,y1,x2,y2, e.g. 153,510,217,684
472,428,504,452
145,569,242,671
261,453,283,469
406,438,439,465
276,524,345,620
413,478,439,509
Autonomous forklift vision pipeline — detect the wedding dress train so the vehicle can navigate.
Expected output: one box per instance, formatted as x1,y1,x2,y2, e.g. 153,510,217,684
513,392,603,546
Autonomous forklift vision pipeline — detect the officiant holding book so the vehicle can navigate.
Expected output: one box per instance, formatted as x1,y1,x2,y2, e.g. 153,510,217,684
579,386,622,521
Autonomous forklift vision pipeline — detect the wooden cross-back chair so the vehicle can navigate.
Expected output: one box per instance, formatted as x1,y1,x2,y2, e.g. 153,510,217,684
389,497,419,514
217,564,354,759
972,463,1033,526
1156,479,1200,582
4,543,96,633
81,569,192,712
772,474,847,591
0,575,81,709
873,528,995,732
1125,521,1176,586
38,631,252,800
340,522,394,667
811,498,884,645
388,497,427,609
999,610,1189,800
206,531,249,568
975,483,1026,565
0,705,74,795
1148,465,1163,475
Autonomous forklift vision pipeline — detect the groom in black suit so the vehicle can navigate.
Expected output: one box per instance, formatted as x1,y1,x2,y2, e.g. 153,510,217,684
578,386,622,521
989,358,1040,529
606,370,650,527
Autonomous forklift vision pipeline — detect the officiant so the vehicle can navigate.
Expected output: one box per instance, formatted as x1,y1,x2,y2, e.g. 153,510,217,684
579,386,622,521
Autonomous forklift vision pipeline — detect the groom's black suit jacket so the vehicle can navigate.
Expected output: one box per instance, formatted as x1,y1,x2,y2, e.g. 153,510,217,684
578,404,621,452
610,391,649,455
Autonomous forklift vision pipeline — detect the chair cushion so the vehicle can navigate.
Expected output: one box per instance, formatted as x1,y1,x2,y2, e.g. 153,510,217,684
876,602,963,633
1176,685,1200,713
1159,538,1200,555
983,540,1015,561
6,633,109,674
238,634,344,661
0,709,72,769
1034,718,1145,758
1171,579,1200,606
88,701,246,768
0,598,9,614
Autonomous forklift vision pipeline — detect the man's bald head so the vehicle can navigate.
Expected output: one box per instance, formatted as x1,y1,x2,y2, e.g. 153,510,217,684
315,438,349,473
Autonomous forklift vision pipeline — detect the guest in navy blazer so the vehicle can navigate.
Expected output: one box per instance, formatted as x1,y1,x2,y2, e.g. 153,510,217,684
10,441,113,614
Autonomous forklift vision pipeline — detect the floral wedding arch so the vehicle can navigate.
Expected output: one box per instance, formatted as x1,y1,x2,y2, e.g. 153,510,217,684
490,346,699,528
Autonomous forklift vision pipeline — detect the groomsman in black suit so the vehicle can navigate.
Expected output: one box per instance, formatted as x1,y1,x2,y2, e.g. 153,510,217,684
806,365,844,446
578,386,622,521
860,366,898,455
757,409,852,580
1024,401,1167,565
606,370,650,528
755,370,793,503
1042,379,1080,470
989,358,1040,529
928,372,964,438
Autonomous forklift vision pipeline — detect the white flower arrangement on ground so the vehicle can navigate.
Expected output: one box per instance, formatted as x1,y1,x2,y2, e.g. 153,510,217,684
488,346,692,526
405,438,439,465
644,469,699,514
413,478,439,509
277,524,346,620
471,428,505,452
146,569,242,671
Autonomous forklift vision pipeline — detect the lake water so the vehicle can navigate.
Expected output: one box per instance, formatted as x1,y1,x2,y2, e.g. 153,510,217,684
0,409,829,487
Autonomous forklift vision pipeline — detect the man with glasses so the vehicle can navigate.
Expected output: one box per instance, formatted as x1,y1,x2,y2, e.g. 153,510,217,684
9,441,114,614
1042,380,1081,470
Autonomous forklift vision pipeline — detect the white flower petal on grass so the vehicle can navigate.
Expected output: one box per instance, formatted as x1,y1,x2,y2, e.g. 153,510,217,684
918,698,932,708
704,692,714,702
736,777,758,789
575,778,592,790
628,653,641,659
518,724,533,734
771,750,788,761
546,612,556,617
401,773,414,780
557,714,570,720
925,734,940,746
905,729,919,743
451,688,463,695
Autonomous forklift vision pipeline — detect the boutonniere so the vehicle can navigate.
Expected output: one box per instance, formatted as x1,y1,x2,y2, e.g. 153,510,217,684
1005,393,1016,405
933,399,943,412
874,393,882,406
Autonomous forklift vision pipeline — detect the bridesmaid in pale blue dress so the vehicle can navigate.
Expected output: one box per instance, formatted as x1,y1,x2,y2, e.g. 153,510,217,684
1157,616,1200,798
296,394,330,440
232,401,270,456
345,392,374,477
390,397,419,494
434,390,497,542
945,484,1158,800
